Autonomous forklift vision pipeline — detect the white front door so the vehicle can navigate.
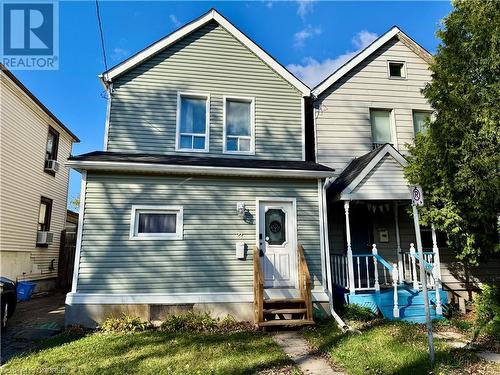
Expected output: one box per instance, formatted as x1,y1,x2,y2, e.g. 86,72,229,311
258,199,297,288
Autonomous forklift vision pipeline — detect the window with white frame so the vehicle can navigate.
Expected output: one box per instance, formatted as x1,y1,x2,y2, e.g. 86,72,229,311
413,110,432,134
388,61,406,79
176,93,209,152
224,97,254,154
370,109,394,148
130,206,183,240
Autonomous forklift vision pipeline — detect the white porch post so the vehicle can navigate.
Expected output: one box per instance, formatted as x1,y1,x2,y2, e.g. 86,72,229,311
394,202,404,282
372,244,380,293
344,201,356,294
392,263,400,318
431,225,443,316
409,243,419,290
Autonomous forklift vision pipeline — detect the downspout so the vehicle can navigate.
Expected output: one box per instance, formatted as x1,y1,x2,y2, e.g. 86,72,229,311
322,177,349,331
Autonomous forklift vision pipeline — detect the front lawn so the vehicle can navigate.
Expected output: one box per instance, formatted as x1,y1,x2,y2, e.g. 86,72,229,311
2,330,294,375
303,319,499,375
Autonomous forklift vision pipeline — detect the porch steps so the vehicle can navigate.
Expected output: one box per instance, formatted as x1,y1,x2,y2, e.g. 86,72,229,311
348,286,448,324
257,298,314,328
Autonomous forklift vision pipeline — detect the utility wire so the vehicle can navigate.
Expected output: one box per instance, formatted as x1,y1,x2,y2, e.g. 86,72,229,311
95,0,109,78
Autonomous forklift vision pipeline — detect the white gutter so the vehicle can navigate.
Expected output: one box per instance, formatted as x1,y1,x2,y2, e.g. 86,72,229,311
65,160,335,179
322,176,349,331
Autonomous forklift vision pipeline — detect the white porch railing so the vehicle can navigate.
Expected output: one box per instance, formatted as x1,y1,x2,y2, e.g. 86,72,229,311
403,243,443,316
331,253,349,289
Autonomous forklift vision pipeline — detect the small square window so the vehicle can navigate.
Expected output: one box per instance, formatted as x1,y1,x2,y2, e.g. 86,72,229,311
130,206,183,240
388,61,406,79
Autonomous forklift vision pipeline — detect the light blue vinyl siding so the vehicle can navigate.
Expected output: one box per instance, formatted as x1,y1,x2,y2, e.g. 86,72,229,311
107,22,304,160
77,173,323,294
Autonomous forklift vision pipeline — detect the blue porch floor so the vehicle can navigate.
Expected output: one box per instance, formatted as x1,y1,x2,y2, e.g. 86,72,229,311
346,285,448,323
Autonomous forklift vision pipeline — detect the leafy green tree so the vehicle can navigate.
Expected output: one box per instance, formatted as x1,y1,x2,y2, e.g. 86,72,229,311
70,196,80,211
405,0,500,264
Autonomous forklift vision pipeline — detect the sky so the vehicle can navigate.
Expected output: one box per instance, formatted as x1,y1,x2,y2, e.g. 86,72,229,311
9,0,453,207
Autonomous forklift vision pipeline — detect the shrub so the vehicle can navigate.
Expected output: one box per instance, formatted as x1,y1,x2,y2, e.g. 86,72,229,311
160,312,253,333
473,284,500,341
100,314,152,333
343,304,377,322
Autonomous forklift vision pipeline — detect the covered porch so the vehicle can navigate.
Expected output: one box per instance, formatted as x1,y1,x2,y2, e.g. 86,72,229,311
326,144,448,323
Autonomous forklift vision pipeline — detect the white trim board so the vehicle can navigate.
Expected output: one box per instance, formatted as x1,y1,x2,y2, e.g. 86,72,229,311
65,160,335,179
70,171,86,293
65,290,330,305
99,9,310,96
312,26,433,97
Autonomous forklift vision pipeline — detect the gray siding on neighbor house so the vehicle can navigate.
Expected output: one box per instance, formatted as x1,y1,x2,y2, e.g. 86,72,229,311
350,155,409,200
76,173,322,294
107,21,304,160
315,37,432,173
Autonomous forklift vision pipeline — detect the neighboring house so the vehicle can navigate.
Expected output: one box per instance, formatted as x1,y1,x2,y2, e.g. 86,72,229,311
0,65,79,290
65,210,79,232
65,9,334,327
313,27,500,320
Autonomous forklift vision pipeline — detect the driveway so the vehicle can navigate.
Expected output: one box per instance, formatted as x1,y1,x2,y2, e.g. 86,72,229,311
1,291,66,364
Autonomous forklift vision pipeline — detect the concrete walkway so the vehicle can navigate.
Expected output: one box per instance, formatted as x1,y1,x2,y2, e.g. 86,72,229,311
1,291,66,364
272,331,344,375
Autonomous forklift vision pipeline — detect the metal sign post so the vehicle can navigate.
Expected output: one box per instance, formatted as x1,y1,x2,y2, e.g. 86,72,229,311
410,186,435,365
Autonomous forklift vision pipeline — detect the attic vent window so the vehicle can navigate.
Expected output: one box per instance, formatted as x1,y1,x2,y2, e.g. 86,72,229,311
388,61,406,79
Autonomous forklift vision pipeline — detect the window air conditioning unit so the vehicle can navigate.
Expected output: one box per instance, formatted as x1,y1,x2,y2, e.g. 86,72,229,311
44,160,60,173
37,231,54,246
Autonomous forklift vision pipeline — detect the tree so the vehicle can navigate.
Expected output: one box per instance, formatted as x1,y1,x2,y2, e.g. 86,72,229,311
70,196,80,211
405,0,500,264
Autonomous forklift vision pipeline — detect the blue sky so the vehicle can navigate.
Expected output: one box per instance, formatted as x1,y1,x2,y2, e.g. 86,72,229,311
11,0,452,206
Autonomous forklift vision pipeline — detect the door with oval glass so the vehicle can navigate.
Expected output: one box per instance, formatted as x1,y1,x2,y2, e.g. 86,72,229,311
258,199,297,288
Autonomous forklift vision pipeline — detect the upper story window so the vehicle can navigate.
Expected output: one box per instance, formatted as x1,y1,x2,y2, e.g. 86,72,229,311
176,93,209,152
223,97,255,154
413,110,432,134
370,109,394,148
129,205,183,240
38,197,53,231
387,61,407,79
44,127,59,174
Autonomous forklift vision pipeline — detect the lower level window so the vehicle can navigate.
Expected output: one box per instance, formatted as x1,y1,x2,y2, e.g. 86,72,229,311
130,205,183,240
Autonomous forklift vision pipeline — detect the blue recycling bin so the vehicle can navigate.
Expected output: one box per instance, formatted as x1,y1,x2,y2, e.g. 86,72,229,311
16,281,36,301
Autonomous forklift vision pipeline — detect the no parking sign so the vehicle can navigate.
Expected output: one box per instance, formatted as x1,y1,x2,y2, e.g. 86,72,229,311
410,186,424,206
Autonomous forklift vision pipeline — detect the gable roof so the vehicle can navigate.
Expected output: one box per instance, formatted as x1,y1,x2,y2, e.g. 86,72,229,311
100,8,310,96
328,143,408,199
312,26,433,97
1,64,80,142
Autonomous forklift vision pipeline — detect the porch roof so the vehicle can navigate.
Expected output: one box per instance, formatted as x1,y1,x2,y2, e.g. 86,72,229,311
328,144,410,201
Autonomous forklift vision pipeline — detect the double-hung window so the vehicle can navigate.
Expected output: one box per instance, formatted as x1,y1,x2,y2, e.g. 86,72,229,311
130,205,183,240
176,93,209,152
370,109,394,148
44,127,59,173
413,110,432,135
224,97,254,154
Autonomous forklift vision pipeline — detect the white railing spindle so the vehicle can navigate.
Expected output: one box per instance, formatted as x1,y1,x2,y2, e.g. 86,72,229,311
433,264,443,316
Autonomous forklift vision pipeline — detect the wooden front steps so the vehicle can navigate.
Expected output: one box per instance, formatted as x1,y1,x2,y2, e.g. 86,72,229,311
253,245,314,328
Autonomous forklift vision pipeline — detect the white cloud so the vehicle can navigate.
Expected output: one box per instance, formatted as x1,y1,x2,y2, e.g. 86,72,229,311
287,30,378,87
263,1,274,8
110,47,130,62
294,25,321,48
296,0,315,20
169,14,182,28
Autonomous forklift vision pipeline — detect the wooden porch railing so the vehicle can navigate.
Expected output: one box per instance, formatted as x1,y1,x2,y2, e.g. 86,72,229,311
297,244,313,321
253,245,264,324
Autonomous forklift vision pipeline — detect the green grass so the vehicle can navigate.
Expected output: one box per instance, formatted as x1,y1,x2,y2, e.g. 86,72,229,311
303,319,498,375
3,331,293,375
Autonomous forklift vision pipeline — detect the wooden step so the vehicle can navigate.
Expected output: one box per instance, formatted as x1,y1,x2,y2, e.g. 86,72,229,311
263,308,307,314
263,298,305,304
258,319,314,327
